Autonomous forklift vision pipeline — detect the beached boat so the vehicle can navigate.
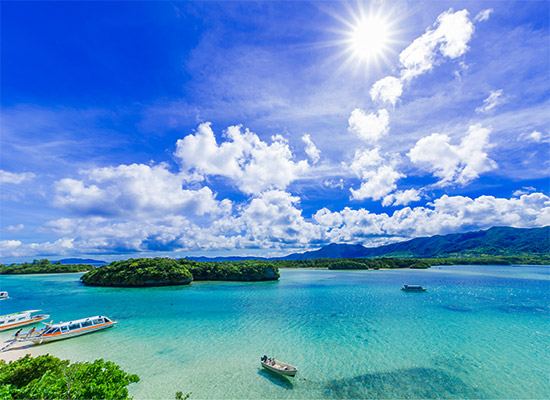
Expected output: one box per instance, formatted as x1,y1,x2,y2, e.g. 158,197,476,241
401,284,427,292
25,315,117,344
0,291,8,299
0,310,50,332
260,355,297,377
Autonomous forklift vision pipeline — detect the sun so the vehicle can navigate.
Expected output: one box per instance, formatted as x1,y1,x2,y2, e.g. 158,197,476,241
349,17,390,62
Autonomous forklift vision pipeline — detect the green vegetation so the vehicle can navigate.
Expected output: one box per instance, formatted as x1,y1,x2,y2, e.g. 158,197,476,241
0,354,139,399
81,258,193,287
0,259,92,275
423,255,550,265
180,259,280,281
81,258,279,287
270,258,431,269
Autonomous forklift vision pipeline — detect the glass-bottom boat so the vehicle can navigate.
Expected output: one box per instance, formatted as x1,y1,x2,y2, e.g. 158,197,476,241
25,315,117,344
0,310,50,331
401,284,427,292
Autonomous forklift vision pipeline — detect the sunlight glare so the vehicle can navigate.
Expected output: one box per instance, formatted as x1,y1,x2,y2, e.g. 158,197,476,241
350,17,390,62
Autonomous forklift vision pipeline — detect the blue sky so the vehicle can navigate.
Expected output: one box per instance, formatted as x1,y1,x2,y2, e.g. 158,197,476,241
1,0,549,263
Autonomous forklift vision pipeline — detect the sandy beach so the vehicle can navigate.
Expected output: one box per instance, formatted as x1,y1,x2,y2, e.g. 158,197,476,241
0,330,46,362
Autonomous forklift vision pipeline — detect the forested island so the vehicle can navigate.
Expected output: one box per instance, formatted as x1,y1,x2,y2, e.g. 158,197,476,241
80,258,280,287
0,259,93,274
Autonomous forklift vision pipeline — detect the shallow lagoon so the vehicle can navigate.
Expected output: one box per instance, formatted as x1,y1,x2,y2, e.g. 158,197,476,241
1,266,549,399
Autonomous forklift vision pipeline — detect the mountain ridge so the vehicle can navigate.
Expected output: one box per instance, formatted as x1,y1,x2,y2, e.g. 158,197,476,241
187,226,549,261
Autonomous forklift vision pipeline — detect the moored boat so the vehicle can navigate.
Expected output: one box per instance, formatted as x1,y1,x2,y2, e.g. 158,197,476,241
0,310,50,331
401,284,427,292
24,315,116,344
0,291,8,299
260,355,297,377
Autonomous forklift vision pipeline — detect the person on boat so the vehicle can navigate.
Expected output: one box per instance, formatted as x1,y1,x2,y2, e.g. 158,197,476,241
14,329,22,337
27,327,36,337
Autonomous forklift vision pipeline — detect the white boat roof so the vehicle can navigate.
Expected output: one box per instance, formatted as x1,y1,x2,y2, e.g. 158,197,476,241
0,310,41,318
50,315,113,327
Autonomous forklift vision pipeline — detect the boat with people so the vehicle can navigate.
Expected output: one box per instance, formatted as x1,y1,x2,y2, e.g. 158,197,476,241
260,355,298,377
23,315,117,344
0,310,50,331
401,284,427,292
0,291,8,299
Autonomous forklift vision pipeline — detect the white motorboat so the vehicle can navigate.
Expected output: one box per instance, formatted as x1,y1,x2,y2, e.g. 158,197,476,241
0,310,50,332
260,355,297,377
0,291,8,299
24,315,117,344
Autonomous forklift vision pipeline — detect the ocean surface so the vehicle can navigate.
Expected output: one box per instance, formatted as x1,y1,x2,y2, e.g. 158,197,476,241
0,266,548,399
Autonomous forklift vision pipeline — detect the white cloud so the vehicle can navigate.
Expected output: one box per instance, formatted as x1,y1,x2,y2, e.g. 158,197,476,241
5,224,24,233
0,170,35,184
400,9,474,81
175,123,309,194
408,124,497,186
350,165,405,201
3,192,549,258
370,77,403,106
520,130,549,143
301,134,321,163
513,186,536,197
324,179,345,190
349,148,384,177
348,108,389,143
382,189,422,207
475,89,507,113
474,9,493,23
54,163,231,218
312,193,550,243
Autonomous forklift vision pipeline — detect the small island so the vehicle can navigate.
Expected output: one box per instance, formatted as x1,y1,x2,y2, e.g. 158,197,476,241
80,258,280,287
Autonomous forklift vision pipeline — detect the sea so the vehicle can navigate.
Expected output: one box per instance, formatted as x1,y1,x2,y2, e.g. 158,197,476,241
0,265,548,399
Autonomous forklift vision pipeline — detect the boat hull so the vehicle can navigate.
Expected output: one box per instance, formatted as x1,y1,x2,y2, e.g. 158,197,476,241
0,316,49,332
30,321,116,344
261,361,297,377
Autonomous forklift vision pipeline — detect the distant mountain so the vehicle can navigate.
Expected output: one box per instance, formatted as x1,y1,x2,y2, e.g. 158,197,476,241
56,258,108,265
282,226,550,260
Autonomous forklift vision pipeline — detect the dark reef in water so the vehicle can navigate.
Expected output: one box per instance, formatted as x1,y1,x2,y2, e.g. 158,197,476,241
324,366,484,399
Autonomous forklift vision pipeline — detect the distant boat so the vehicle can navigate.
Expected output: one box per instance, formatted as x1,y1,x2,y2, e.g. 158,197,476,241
401,284,427,292
260,355,297,377
0,291,8,299
24,315,117,344
0,310,50,332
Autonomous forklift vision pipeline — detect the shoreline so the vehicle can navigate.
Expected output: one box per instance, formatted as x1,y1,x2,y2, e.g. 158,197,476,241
0,331,44,362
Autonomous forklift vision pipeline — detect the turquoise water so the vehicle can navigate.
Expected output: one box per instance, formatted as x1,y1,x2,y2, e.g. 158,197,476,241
0,266,549,399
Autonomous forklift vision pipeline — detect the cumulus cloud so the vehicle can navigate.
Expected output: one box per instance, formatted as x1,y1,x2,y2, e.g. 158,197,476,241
0,170,35,184
350,165,405,201
3,192,549,258
348,108,389,143
301,134,321,163
400,9,475,81
476,89,507,113
382,189,422,207
314,193,550,243
370,77,403,106
474,9,493,22
54,163,231,218
408,124,497,186
175,123,309,194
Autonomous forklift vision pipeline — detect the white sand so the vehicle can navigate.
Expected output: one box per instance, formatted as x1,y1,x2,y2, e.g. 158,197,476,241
0,330,46,362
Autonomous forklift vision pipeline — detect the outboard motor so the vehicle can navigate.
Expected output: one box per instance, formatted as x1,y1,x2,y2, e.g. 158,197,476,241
261,355,267,362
